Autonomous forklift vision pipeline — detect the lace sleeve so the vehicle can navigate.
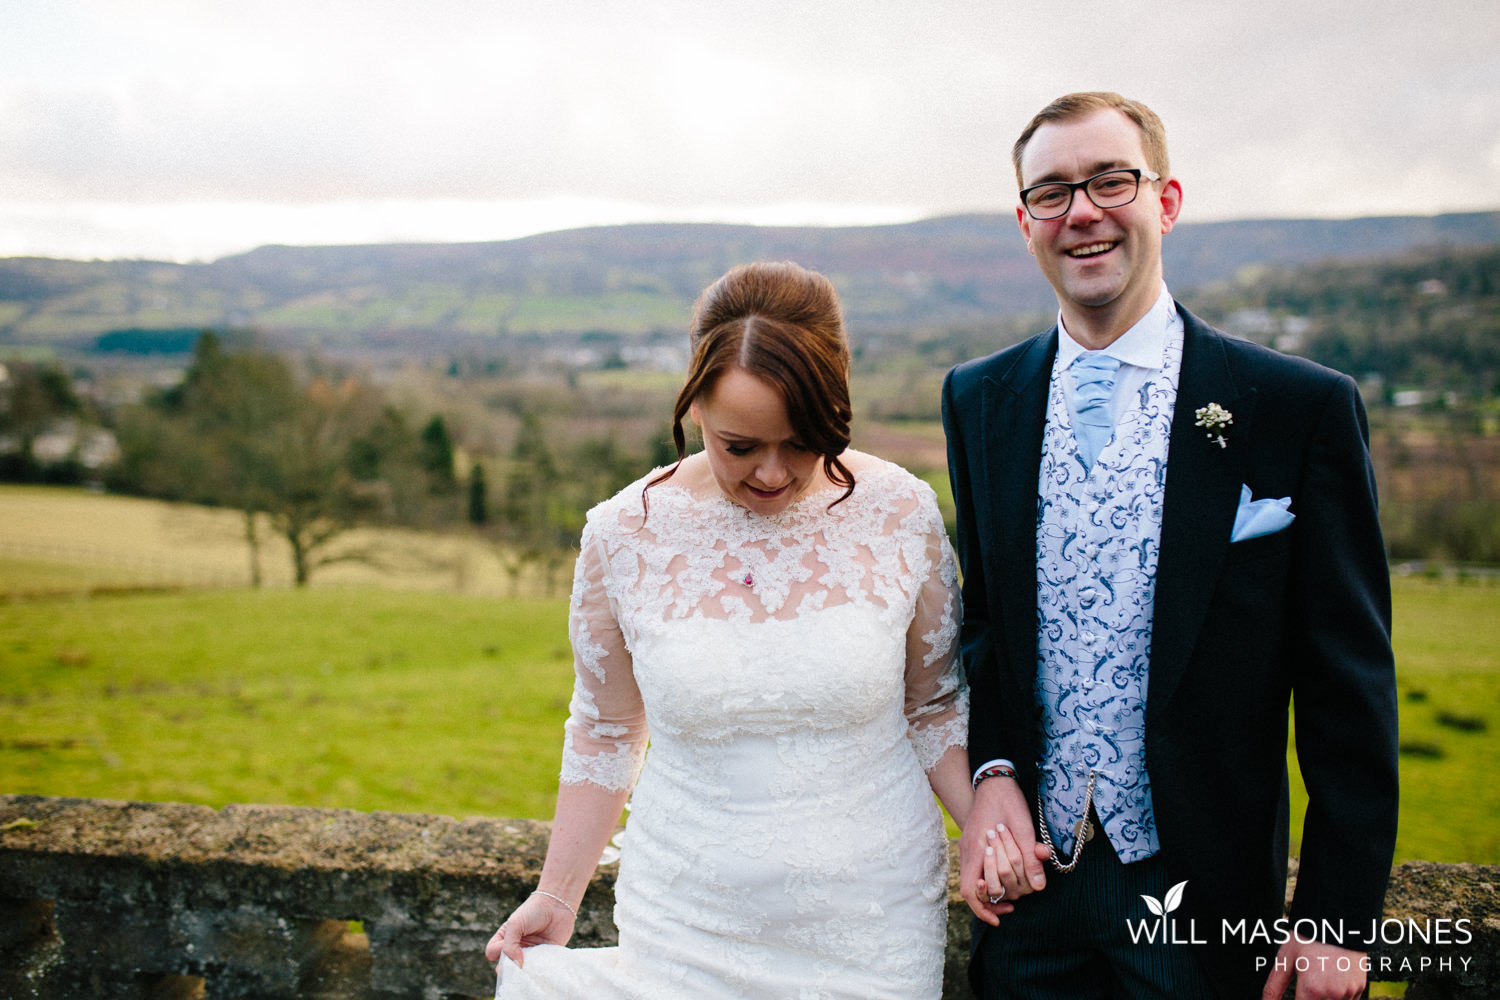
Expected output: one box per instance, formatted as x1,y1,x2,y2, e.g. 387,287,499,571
903,496,968,773
558,518,649,792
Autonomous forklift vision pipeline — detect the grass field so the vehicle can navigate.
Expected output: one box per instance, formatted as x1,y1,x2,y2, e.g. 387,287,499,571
0,484,558,597
2,486,1497,864
1358,575,1500,863
1,587,574,820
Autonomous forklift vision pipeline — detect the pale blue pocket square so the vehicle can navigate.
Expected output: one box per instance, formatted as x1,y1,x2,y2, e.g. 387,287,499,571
1231,485,1294,542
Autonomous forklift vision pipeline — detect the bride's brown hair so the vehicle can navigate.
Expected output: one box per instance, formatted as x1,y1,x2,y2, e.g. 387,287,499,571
646,261,856,510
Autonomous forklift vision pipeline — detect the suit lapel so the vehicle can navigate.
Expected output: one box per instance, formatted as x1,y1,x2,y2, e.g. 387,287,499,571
1149,307,1255,713
982,330,1056,698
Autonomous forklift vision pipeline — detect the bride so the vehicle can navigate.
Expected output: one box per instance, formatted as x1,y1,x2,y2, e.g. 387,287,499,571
487,261,977,999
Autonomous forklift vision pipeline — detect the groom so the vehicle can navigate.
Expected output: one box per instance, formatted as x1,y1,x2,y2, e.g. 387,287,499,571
942,92,1398,998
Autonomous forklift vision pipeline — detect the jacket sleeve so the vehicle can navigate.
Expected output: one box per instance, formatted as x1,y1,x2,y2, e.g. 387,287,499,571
1284,373,1399,931
941,365,1018,777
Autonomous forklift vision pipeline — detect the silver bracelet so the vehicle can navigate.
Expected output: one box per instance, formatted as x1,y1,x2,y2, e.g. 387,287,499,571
531,889,578,917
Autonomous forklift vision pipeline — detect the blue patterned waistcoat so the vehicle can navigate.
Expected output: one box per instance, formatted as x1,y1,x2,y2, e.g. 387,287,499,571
1034,327,1183,863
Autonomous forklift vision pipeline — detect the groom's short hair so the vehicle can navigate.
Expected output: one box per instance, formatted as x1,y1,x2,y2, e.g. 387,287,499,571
1012,92,1170,187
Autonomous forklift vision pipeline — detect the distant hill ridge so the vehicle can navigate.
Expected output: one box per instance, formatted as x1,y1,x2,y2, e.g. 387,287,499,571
1,211,1496,351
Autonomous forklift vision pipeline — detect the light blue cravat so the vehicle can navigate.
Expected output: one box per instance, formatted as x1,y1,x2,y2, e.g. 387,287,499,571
1070,352,1121,470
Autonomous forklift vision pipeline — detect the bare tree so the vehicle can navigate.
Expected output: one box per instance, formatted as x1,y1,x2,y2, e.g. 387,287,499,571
114,332,435,586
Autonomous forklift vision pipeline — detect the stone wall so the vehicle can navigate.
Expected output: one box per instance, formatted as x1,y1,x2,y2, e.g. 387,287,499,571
1,795,1495,999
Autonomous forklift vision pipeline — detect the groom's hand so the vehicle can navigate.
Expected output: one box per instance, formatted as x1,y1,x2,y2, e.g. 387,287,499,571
960,777,1049,925
1260,938,1368,1000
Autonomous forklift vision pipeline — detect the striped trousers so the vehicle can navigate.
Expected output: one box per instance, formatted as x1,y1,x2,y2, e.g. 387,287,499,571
969,813,1218,999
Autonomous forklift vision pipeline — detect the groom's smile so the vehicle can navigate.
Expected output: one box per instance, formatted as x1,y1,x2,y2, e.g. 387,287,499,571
1066,240,1120,259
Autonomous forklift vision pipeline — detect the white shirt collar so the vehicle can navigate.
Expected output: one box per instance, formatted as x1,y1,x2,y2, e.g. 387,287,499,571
1056,284,1177,371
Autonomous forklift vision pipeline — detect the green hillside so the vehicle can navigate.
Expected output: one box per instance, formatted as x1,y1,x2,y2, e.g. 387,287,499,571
2,212,1497,352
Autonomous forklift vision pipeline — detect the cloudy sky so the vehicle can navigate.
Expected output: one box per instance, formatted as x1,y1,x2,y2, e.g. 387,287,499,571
3,0,1497,262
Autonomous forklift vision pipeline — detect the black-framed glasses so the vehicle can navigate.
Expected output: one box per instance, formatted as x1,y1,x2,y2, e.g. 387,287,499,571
1019,168,1161,220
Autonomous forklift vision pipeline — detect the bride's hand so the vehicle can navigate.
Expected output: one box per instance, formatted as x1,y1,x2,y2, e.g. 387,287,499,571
976,823,1049,906
960,778,1050,925
485,892,578,969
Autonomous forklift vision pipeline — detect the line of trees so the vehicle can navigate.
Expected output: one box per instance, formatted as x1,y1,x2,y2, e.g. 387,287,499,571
109,332,458,585
104,332,663,589
1193,244,1500,402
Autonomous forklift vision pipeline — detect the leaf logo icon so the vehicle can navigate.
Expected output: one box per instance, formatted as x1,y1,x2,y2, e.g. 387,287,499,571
1140,881,1188,917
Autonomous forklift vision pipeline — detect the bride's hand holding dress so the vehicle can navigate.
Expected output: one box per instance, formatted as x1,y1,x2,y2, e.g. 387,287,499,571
486,888,576,969
487,776,632,972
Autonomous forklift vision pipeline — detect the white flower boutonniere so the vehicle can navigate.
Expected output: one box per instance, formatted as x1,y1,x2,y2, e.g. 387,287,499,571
1194,402,1233,448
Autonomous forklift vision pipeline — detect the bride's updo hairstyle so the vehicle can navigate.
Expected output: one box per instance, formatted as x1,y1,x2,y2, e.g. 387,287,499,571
647,260,856,510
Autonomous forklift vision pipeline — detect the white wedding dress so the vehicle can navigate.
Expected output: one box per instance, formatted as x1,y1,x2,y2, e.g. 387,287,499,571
496,459,967,1000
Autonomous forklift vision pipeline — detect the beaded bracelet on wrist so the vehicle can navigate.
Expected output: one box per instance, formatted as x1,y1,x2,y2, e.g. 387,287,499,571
531,889,578,917
973,762,1017,788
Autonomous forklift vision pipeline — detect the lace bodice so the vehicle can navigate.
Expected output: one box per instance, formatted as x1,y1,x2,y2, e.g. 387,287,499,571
558,458,966,793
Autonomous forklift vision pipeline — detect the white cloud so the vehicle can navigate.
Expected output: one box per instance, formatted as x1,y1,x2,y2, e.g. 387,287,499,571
1,0,1497,259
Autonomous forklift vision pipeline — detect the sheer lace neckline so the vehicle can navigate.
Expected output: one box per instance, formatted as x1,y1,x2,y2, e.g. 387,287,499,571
644,455,890,527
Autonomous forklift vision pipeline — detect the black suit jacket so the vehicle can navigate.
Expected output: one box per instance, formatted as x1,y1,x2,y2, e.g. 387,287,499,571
941,306,1399,997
